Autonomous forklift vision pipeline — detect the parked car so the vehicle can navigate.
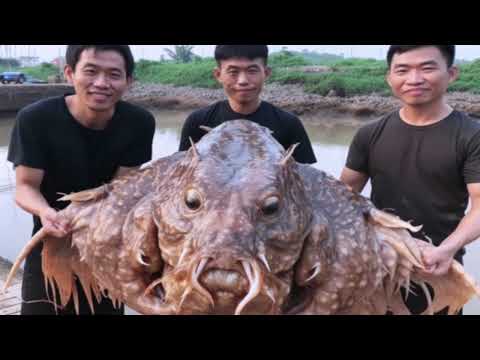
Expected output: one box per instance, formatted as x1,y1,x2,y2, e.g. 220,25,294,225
1,72,27,84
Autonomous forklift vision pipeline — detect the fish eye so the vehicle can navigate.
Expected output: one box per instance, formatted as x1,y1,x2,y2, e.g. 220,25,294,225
184,189,202,211
261,196,280,216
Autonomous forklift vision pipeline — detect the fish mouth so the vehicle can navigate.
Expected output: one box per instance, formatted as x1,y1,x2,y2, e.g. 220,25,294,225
141,255,278,315
198,259,269,314
200,269,249,297
191,257,268,315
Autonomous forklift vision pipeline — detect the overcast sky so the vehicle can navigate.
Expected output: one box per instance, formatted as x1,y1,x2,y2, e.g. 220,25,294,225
2,45,480,62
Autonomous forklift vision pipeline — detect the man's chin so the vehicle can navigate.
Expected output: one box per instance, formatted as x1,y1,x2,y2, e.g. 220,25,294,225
87,103,116,113
401,96,434,107
236,95,260,105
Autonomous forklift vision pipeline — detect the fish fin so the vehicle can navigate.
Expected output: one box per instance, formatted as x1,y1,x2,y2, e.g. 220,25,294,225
369,209,424,268
369,208,422,232
58,185,110,203
414,257,480,315
42,236,102,314
369,210,480,314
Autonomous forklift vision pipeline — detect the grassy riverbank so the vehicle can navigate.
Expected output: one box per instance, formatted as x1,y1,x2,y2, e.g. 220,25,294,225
3,51,480,96
133,52,480,96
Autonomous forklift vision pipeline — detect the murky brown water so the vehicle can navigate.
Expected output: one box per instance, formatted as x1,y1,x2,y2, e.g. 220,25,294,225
1,109,479,314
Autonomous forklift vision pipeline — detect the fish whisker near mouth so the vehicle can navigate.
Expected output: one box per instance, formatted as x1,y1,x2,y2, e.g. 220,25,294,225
235,260,262,315
192,257,215,307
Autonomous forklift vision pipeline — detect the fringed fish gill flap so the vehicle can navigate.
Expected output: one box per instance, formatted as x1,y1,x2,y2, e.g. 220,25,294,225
42,236,102,314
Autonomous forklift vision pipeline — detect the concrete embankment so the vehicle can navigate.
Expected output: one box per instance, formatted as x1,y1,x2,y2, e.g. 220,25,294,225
0,84,73,113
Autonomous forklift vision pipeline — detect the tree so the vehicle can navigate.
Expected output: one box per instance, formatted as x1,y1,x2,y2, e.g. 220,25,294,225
163,45,196,63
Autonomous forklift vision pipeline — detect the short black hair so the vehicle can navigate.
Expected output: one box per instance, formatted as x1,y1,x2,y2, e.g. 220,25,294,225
214,45,269,65
66,45,135,78
387,45,456,68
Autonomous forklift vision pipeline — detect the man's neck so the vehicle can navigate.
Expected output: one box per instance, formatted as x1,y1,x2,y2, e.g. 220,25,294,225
66,95,114,130
228,98,262,115
400,99,453,127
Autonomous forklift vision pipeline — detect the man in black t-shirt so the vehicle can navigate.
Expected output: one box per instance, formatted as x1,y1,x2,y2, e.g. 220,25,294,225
7,45,156,315
179,45,316,164
340,45,480,314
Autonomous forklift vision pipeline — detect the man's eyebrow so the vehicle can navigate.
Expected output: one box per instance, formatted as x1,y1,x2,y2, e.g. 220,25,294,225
419,60,439,66
82,62,124,72
226,64,261,70
82,62,97,68
393,60,439,68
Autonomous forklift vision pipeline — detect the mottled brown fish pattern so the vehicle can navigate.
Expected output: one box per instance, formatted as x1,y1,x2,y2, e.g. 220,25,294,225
4,120,480,315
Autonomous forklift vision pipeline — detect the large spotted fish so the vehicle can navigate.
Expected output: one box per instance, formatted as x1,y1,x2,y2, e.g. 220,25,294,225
4,120,480,314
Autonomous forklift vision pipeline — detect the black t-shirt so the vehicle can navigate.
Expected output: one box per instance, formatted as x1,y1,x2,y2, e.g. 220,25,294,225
346,110,480,250
178,100,317,164
8,95,156,233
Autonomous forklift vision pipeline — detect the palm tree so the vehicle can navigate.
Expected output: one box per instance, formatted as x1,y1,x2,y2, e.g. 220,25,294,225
164,45,196,63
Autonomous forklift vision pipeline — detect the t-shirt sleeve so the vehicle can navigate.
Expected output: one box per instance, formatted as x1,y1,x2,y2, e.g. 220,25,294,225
119,112,156,167
289,116,317,164
463,130,480,184
179,111,207,152
345,125,371,174
7,109,48,170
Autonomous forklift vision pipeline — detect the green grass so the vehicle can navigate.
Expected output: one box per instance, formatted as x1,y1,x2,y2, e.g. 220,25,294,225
133,56,394,96
450,59,480,94
268,52,309,67
135,59,221,88
268,58,390,96
21,63,59,80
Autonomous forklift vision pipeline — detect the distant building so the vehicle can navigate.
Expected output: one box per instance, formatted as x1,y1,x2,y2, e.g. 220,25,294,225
18,56,40,67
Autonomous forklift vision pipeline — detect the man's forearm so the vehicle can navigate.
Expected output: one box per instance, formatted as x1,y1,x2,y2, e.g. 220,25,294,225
340,167,369,193
442,207,480,254
15,184,51,217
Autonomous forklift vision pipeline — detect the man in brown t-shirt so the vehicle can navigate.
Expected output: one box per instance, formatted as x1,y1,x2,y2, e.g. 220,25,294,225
340,45,480,314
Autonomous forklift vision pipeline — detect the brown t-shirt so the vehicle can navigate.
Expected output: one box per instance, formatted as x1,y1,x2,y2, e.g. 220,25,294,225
346,110,480,253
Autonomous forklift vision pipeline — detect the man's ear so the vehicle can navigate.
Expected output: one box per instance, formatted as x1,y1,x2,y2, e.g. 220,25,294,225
448,65,459,84
127,76,134,87
213,67,221,82
64,65,74,85
265,66,272,80
385,71,392,88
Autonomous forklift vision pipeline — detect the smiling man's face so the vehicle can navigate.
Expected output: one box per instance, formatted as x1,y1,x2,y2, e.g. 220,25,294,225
65,48,131,114
214,57,271,109
387,46,458,107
